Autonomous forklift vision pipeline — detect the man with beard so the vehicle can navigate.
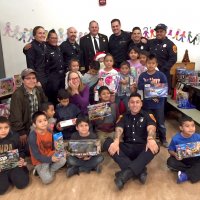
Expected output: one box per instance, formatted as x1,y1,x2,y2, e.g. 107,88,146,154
60,27,82,72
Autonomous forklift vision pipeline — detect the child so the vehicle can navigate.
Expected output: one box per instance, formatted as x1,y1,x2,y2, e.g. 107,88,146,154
167,116,200,184
55,89,81,140
67,117,104,177
97,54,118,101
115,61,135,111
139,50,149,70
127,46,145,84
139,50,159,71
0,116,29,195
138,54,168,147
28,111,66,184
94,51,106,69
82,60,100,88
93,86,119,147
65,58,83,89
40,102,56,132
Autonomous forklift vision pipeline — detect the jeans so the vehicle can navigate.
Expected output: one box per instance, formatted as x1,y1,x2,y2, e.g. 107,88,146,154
35,157,66,184
67,155,104,170
115,95,129,112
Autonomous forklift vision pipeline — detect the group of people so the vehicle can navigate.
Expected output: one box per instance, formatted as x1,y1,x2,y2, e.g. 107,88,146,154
1,19,200,195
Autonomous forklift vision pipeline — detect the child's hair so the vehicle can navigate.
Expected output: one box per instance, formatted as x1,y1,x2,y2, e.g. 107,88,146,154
120,61,130,69
179,116,194,126
32,111,47,124
89,61,100,71
129,92,142,100
40,102,54,112
147,54,158,62
76,116,89,127
140,50,150,57
0,116,10,125
57,89,70,100
128,46,140,55
98,86,111,96
69,58,80,68
104,53,115,64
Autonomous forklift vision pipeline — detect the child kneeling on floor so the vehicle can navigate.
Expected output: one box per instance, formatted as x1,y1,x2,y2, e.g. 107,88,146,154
167,116,200,184
28,111,66,184
0,116,29,195
67,117,104,177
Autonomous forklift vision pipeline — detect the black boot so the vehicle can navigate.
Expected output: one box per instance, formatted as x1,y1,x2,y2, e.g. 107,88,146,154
138,168,148,184
114,168,134,190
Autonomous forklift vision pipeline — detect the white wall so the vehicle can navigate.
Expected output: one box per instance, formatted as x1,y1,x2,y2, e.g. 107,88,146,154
0,0,200,77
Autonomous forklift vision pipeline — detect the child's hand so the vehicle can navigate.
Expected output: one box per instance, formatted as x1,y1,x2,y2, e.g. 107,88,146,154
175,153,183,160
56,123,63,131
52,155,60,162
18,158,27,167
83,156,91,160
72,118,77,125
120,79,127,85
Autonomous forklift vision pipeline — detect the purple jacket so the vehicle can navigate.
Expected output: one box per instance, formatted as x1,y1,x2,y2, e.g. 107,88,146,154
69,85,89,115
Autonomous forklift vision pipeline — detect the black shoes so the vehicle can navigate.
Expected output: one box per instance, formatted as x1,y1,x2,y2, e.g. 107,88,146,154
138,171,147,184
114,168,134,190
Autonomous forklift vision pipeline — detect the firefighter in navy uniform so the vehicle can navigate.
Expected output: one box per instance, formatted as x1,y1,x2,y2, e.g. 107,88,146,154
45,29,66,105
103,92,159,190
60,27,82,72
149,23,177,89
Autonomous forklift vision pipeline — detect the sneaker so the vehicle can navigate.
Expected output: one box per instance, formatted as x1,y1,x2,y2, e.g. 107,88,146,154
139,171,147,184
177,171,188,184
32,168,39,176
66,166,79,178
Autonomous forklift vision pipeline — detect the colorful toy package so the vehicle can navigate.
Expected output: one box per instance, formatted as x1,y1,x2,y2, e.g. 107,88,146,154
0,103,10,118
67,139,101,156
176,142,200,159
144,83,168,99
0,77,14,97
53,132,65,158
0,149,19,172
87,102,111,120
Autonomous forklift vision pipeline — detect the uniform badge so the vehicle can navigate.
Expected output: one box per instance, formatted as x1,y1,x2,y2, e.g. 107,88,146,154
139,117,144,122
163,44,167,48
172,45,177,53
149,114,156,122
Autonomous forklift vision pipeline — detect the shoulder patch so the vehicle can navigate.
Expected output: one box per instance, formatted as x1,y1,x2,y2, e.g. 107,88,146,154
149,114,156,122
172,45,177,53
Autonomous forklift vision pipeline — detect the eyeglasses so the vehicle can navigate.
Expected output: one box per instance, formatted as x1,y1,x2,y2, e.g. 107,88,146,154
69,77,79,81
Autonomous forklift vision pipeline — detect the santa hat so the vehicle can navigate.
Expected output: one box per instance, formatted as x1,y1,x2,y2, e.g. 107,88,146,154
94,52,106,61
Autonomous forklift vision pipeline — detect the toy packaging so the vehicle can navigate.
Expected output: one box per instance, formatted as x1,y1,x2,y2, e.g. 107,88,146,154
53,132,65,158
0,149,19,172
67,139,101,156
144,83,168,99
176,142,200,159
87,102,111,120
0,103,10,118
0,77,14,97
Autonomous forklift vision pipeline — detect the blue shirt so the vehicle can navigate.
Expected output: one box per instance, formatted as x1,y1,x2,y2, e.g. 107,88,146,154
138,70,167,109
168,132,200,152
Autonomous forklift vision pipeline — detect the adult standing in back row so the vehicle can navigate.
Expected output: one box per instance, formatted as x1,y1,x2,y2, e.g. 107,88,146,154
80,20,108,72
148,23,177,89
108,19,131,69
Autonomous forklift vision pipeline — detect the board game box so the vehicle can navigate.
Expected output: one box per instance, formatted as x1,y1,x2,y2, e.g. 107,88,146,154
0,77,14,97
176,141,200,159
87,102,111,120
0,149,19,172
67,139,101,156
144,83,168,99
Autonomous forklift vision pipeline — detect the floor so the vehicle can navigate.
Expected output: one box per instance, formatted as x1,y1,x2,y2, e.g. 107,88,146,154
1,117,200,200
